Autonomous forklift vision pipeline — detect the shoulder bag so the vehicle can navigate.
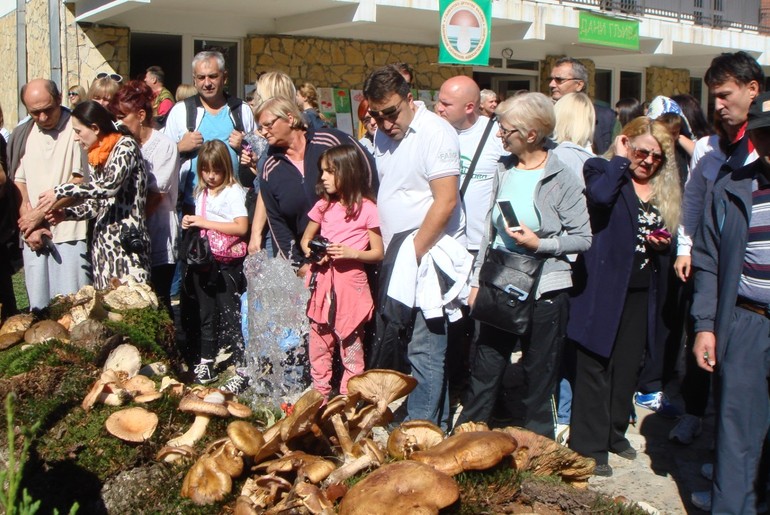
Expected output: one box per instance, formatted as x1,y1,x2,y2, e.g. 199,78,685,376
201,190,248,263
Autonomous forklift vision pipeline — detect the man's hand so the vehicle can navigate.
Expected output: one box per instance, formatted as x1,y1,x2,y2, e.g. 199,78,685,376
229,130,244,152
674,255,692,282
178,131,204,153
693,331,717,372
18,208,46,237
25,227,52,252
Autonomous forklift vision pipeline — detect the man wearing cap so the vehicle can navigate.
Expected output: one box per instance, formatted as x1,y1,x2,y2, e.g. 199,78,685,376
691,91,770,514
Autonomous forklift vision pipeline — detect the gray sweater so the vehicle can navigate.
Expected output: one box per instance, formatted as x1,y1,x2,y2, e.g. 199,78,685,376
472,150,592,298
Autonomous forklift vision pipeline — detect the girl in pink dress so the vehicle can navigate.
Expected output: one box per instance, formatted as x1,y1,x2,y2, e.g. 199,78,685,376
300,144,383,399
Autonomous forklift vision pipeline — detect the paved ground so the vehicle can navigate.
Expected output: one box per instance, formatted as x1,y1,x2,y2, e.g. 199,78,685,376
589,404,715,514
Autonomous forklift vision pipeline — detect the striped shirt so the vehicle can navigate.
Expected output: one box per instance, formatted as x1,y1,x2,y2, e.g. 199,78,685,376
738,173,770,304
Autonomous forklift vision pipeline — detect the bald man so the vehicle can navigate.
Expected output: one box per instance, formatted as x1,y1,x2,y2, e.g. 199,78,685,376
11,79,90,309
436,75,507,254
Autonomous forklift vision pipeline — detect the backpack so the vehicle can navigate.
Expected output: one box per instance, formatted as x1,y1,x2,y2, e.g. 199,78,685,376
184,94,245,134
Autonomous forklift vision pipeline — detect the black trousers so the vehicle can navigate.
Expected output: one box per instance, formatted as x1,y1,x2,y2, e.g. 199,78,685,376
181,261,245,370
457,291,568,438
570,287,648,465
151,263,175,315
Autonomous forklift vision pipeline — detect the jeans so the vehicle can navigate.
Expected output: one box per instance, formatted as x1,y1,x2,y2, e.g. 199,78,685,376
406,310,450,431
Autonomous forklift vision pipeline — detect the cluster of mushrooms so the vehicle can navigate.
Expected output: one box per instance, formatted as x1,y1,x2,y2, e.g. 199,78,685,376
89,359,595,514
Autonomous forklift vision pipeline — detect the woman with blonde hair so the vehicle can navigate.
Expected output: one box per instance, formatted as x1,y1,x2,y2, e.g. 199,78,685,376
88,76,121,107
454,92,591,437
174,84,197,102
568,117,680,477
67,85,87,109
296,82,328,130
254,71,296,105
552,92,595,182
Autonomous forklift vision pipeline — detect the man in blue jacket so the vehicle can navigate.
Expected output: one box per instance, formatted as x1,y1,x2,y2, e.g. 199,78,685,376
691,91,770,515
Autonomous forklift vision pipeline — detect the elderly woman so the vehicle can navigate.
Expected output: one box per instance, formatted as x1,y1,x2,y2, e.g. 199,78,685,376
39,100,150,289
255,97,376,276
568,117,680,477
455,92,592,438
109,80,180,311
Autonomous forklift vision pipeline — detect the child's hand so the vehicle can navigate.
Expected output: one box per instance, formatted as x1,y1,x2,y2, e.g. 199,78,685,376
300,239,311,258
182,215,205,230
326,243,358,261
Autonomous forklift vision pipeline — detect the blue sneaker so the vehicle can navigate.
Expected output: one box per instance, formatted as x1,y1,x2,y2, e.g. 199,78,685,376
634,391,681,419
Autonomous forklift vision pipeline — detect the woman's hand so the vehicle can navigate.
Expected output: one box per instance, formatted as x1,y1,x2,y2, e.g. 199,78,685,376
468,287,478,308
674,255,691,282
45,209,66,226
326,242,358,261
612,134,631,159
182,215,206,230
646,234,671,251
248,233,263,255
504,222,540,251
37,189,57,213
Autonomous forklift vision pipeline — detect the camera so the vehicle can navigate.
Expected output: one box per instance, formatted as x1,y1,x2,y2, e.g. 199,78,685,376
308,236,331,262
120,224,145,254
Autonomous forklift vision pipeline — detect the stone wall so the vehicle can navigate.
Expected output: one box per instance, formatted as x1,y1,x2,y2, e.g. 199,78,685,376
0,11,17,128
645,66,690,100
245,35,470,90
541,56,597,98
73,23,130,94
26,0,50,81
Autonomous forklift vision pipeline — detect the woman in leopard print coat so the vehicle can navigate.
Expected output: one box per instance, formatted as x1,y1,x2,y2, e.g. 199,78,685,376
39,101,151,289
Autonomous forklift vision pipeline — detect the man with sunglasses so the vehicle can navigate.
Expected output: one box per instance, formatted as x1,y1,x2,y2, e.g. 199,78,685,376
688,51,766,514
363,65,466,431
548,57,618,155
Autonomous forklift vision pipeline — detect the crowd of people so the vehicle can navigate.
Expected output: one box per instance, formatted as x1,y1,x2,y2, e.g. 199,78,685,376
0,48,769,513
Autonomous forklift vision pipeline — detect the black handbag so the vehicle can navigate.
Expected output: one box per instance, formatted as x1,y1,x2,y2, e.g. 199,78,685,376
181,229,213,269
470,246,544,335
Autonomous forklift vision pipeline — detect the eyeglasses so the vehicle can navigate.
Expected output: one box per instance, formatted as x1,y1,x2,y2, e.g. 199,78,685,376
68,91,79,97
96,72,123,83
629,144,664,164
498,124,519,138
368,98,405,122
547,76,578,85
258,117,281,133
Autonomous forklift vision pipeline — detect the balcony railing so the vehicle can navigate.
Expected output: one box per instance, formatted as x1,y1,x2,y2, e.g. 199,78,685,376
555,0,763,33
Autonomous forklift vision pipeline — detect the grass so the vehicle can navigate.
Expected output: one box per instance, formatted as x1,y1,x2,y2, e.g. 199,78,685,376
11,269,28,313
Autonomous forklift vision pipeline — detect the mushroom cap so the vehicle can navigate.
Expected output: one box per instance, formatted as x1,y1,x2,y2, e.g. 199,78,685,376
103,343,142,378
155,444,195,462
209,439,244,478
134,391,163,403
261,451,337,484
338,460,459,515
227,421,264,457
387,420,445,459
226,400,253,418
346,369,417,412
280,389,324,442
179,391,230,418
321,392,361,422
123,375,157,396
294,482,334,513
0,314,35,336
409,431,517,476
181,455,233,505
24,320,69,344
0,331,25,351
159,376,185,396
105,407,158,442
452,421,490,434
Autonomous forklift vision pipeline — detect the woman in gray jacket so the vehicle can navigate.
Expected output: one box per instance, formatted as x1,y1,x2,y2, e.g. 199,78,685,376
456,92,592,437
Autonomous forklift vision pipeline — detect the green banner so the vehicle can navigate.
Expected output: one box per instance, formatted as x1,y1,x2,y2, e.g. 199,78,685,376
439,0,492,66
579,11,639,51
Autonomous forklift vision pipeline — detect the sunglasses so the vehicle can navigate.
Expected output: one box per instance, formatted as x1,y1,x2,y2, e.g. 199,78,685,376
96,72,123,83
629,144,664,164
68,91,79,97
368,98,405,122
547,76,578,85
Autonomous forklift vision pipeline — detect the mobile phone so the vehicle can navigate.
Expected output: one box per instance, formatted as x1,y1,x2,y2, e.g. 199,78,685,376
650,228,671,239
496,200,521,231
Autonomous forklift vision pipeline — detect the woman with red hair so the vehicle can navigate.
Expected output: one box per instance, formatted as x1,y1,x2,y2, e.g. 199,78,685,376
109,80,180,312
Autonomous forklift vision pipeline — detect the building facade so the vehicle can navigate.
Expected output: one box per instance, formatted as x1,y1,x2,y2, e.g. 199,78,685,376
1,0,768,127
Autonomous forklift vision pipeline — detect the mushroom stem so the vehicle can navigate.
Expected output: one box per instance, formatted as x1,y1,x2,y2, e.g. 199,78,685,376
323,447,381,486
330,414,356,457
168,415,211,448
352,408,384,443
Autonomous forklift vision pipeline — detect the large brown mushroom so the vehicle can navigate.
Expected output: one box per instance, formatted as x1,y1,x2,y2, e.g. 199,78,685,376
227,421,264,458
387,420,445,459
166,389,230,451
181,455,232,505
410,430,517,476
338,460,459,515
260,451,336,484
105,407,158,442
324,438,386,486
346,369,417,441
0,313,35,336
24,320,69,345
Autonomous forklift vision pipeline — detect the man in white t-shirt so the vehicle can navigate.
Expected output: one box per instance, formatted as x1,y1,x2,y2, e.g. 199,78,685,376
364,65,465,430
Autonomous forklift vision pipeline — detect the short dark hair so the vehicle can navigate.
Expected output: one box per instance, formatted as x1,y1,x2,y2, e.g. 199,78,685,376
553,57,589,91
146,66,165,84
704,51,765,91
363,65,411,103
393,62,415,87
20,79,61,105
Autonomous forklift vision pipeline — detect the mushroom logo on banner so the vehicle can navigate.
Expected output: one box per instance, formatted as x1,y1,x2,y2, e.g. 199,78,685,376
439,0,492,66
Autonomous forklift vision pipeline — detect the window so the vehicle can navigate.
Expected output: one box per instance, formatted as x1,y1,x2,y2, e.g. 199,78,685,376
694,11,704,25
594,69,612,104
694,0,702,7
690,77,703,107
620,71,642,102
713,0,722,11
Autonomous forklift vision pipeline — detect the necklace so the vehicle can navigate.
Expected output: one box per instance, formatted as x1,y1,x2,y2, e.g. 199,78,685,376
519,152,547,170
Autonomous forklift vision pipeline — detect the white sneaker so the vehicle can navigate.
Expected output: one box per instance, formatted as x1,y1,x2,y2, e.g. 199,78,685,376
691,490,711,511
556,423,570,446
669,414,702,445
